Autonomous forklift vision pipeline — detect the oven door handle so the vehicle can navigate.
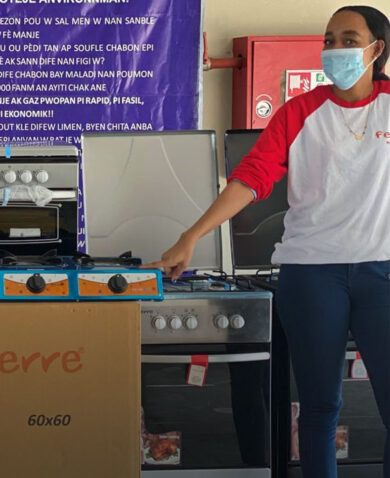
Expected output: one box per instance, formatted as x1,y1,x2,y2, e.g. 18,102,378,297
51,190,76,200
0,191,76,202
141,352,270,364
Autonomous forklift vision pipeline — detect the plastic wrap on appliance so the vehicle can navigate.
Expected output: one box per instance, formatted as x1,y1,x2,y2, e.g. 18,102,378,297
0,185,53,206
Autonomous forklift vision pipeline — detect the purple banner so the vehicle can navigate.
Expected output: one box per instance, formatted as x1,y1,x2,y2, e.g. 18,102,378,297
0,1,202,141
0,1,203,251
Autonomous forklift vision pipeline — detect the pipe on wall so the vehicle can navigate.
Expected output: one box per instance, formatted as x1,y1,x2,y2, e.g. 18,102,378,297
203,32,243,71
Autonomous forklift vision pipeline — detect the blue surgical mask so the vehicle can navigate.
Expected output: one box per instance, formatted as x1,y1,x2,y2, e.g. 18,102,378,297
321,40,378,90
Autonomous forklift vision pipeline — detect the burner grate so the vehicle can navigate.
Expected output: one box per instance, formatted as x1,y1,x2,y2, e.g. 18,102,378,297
72,250,142,267
162,271,264,293
0,249,65,266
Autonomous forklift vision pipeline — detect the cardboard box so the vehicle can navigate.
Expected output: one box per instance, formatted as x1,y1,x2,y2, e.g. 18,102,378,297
0,301,140,478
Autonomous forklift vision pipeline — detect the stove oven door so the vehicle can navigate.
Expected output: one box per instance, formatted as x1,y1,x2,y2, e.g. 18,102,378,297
141,344,271,478
0,198,77,255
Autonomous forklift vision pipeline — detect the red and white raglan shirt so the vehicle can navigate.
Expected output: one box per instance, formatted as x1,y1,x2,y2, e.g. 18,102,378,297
228,81,390,264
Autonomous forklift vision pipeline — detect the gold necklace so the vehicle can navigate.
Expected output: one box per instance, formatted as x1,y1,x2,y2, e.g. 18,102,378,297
338,91,374,141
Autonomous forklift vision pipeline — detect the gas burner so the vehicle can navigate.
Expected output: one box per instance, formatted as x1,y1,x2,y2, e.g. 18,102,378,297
72,250,142,267
0,249,65,267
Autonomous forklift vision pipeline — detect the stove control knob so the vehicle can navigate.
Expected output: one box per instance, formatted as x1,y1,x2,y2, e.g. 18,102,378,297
35,170,49,184
108,274,128,294
230,314,245,329
3,170,16,184
19,170,33,184
184,315,198,330
26,274,46,294
168,315,182,330
214,314,229,329
152,315,167,330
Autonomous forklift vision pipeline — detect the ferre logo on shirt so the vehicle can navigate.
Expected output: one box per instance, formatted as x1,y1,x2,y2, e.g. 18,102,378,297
375,131,390,144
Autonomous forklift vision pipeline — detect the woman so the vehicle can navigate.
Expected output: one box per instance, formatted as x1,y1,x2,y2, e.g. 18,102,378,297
143,6,390,477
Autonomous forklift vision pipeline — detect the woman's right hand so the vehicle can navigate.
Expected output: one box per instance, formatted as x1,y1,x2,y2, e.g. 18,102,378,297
141,232,197,280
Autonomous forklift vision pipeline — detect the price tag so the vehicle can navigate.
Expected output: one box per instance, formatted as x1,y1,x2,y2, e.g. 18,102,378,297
186,355,209,387
351,351,369,380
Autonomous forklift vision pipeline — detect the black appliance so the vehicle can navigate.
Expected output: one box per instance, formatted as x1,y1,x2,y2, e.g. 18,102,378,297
140,276,272,478
224,129,288,270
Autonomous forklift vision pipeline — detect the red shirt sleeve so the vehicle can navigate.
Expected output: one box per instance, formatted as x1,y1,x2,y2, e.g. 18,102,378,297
227,105,288,201
227,86,330,201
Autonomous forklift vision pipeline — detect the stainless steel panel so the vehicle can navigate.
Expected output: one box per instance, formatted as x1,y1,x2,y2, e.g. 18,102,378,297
0,145,78,157
82,131,221,269
142,469,271,478
0,163,78,188
141,296,272,344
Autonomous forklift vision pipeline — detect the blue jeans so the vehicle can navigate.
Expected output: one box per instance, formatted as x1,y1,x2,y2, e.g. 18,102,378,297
276,261,390,478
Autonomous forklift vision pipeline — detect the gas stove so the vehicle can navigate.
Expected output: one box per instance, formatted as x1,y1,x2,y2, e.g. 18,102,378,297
0,250,163,301
73,252,163,301
0,249,75,300
141,273,273,478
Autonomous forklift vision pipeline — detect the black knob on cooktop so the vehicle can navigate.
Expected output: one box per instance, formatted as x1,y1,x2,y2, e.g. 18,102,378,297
26,274,46,294
108,274,128,294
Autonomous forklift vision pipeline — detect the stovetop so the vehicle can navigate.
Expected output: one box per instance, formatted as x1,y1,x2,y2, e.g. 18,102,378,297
162,272,261,293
